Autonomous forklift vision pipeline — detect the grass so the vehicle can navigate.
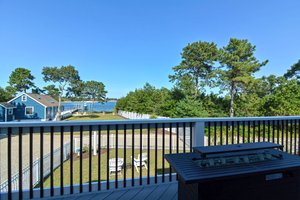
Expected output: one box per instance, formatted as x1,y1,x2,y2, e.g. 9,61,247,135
43,149,180,187
66,113,125,121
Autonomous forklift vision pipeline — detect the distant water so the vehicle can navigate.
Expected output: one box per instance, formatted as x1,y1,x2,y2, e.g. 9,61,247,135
63,101,116,112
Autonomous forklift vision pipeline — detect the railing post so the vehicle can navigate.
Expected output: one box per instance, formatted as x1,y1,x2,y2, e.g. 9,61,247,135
192,121,205,147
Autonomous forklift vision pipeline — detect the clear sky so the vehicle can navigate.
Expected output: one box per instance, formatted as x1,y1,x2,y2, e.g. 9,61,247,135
0,0,300,98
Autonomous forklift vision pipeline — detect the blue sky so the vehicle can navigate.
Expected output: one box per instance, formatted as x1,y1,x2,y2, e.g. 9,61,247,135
0,0,300,98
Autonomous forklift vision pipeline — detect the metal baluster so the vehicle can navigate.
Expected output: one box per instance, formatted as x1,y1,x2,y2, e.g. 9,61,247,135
258,121,261,142
29,127,33,199
98,125,102,190
8,127,12,200
267,121,270,142
89,125,92,192
231,122,234,144
155,124,158,184
70,126,74,194
214,122,217,146
139,124,142,185
116,125,119,189
237,121,240,144
220,122,223,145
242,121,245,144
18,127,23,200
294,120,297,155
226,121,229,145
40,127,44,198
208,122,211,146
147,124,150,185
60,126,64,195
169,123,172,182
253,121,256,143
190,122,192,152
79,126,83,193
247,121,250,143
183,123,186,153
162,123,165,183
123,124,126,188
107,125,110,189
131,125,134,187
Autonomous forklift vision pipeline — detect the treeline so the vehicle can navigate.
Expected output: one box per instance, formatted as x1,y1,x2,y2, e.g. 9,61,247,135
0,65,107,119
116,38,300,117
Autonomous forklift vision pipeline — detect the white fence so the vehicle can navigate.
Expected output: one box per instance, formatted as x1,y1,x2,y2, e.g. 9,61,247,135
118,110,191,146
118,110,168,120
0,142,71,193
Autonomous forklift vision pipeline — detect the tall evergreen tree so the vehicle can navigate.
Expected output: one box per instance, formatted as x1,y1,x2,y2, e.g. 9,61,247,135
8,68,35,93
169,41,219,96
219,38,268,117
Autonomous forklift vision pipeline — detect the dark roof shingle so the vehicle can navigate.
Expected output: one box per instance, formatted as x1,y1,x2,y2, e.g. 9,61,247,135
0,102,15,108
27,93,59,107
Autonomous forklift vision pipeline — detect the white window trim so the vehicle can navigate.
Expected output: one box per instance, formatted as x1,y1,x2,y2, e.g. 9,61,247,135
25,106,34,116
8,108,13,115
21,95,27,102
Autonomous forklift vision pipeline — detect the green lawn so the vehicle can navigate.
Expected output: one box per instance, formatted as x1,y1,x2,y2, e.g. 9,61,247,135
66,113,125,121
43,149,178,187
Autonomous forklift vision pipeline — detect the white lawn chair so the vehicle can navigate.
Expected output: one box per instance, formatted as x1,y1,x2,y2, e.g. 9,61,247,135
138,153,147,162
131,156,147,173
109,158,124,175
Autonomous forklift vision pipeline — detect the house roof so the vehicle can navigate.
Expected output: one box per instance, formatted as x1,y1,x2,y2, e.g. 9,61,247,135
0,102,15,108
26,93,59,107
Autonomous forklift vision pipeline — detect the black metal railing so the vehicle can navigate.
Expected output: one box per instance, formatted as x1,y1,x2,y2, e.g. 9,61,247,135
1,116,300,199
0,120,193,199
206,119,300,155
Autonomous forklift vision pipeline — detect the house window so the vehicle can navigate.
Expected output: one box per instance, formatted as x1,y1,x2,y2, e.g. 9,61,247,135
8,108,13,115
21,95,27,102
25,107,34,115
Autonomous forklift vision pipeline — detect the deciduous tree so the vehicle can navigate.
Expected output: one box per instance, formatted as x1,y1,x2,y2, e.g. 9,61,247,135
83,81,107,112
42,65,80,120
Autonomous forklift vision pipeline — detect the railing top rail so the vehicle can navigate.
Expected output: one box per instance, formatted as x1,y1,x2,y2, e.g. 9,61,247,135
0,116,300,128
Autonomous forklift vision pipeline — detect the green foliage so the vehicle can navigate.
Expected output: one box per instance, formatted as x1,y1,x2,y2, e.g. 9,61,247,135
0,87,13,102
169,41,219,96
174,96,208,118
43,85,60,100
284,60,300,81
42,65,81,120
260,79,300,116
83,81,107,112
8,68,35,92
219,38,268,117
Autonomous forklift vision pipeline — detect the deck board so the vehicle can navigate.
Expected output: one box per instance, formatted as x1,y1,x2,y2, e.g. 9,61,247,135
41,182,178,200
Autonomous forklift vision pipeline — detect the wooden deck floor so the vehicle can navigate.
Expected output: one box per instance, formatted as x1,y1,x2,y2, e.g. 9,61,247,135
42,182,178,200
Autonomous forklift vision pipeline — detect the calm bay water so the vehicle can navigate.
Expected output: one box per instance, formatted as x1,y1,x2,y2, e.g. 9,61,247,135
63,101,116,112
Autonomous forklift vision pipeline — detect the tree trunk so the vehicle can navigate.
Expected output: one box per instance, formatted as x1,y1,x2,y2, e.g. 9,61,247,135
92,98,95,113
195,77,199,96
57,95,62,121
229,82,236,117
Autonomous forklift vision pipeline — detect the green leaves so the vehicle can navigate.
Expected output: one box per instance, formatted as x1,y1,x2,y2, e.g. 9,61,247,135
8,68,35,93
219,38,268,116
169,41,219,96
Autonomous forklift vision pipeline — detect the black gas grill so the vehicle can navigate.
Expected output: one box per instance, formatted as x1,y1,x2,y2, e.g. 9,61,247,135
165,142,300,200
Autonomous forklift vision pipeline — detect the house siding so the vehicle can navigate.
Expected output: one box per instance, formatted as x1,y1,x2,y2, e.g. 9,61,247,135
46,107,58,120
10,96,45,120
0,107,5,122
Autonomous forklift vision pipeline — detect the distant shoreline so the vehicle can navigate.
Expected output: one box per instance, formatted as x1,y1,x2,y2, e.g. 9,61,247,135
63,100,117,103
